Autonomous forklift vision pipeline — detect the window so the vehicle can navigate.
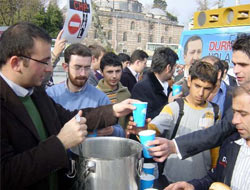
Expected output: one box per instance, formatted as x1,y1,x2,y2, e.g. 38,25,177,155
149,23,154,30
149,35,153,42
161,36,164,43
94,30,98,39
108,18,112,25
130,21,135,30
108,30,112,40
137,34,141,43
123,32,127,41
165,26,168,31
169,37,172,43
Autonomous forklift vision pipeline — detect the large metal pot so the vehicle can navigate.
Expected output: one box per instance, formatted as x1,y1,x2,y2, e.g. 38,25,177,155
71,137,143,190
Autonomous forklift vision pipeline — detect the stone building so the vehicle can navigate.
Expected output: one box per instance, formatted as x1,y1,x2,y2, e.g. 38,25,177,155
83,0,184,55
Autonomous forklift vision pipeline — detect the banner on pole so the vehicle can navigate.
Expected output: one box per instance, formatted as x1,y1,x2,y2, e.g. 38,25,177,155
62,0,92,43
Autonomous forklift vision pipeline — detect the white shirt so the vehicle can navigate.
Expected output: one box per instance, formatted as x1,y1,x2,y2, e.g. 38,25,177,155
230,138,250,190
156,77,169,96
127,66,139,81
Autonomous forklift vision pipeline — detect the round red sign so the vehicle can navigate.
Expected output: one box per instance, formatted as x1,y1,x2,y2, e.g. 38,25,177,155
68,14,81,34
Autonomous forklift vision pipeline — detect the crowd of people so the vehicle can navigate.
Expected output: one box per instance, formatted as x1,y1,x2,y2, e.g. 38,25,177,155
1,21,250,190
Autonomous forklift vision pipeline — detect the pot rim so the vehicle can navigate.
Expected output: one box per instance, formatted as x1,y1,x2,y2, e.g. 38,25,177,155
79,137,143,160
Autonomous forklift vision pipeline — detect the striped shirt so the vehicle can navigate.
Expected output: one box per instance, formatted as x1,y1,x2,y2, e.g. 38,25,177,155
231,138,250,190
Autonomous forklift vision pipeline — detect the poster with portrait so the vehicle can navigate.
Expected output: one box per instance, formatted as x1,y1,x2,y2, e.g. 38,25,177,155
177,26,250,67
62,0,92,43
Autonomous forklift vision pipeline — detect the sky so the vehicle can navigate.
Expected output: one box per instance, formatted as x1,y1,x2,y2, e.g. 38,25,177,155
57,0,250,27
138,0,250,27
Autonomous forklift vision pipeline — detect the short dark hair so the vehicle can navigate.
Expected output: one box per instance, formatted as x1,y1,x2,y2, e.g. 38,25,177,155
118,53,130,63
221,60,229,72
100,52,122,72
232,81,250,98
151,47,178,74
64,43,92,64
88,44,106,59
130,50,148,64
232,34,250,59
189,60,218,86
201,55,225,80
0,22,51,67
184,35,202,55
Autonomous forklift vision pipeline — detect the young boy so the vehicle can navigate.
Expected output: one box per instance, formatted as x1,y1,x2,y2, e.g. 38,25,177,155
97,52,131,129
148,60,220,183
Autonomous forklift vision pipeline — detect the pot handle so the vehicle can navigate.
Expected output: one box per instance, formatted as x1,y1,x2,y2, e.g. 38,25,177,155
137,158,144,177
83,160,96,179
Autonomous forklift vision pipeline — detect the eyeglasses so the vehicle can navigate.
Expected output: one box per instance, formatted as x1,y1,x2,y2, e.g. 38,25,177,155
20,55,50,65
70,65,91,72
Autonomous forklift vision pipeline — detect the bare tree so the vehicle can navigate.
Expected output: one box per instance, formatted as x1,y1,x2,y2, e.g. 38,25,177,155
91,1,112,50
196,0,210,11
212,0,225,8
196,0,225,11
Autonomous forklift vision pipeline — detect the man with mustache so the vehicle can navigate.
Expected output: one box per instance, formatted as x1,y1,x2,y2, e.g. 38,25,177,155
46,43,124,137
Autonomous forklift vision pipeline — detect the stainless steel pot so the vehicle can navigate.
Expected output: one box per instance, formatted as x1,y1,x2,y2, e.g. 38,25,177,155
71,137,143,190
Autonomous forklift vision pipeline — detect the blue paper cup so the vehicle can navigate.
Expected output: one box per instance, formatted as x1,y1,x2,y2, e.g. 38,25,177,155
172,84,182,96
87,129,97,137
133,102,148,127
139,130,156,158
143,163,155,175
140,174,155,190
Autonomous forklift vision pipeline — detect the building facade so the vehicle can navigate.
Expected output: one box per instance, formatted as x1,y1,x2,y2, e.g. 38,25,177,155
83,0,184,55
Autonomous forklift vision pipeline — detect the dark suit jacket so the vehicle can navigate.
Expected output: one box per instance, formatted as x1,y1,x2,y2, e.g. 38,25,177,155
189,132,241,189
223,84,234,118
228,74,237,87
0,77,117,190
120,67,137,93
175,108,237,159
131,72,171,119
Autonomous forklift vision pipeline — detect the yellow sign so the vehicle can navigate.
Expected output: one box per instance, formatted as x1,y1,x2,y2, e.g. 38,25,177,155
193,4,250,29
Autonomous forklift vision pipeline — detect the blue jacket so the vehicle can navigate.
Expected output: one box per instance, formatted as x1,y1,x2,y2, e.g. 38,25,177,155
189,132,241,189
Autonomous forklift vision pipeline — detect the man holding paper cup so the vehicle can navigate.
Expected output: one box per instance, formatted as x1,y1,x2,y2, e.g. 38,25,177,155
129,61,220,185
0,22,139,190
132,47,180,120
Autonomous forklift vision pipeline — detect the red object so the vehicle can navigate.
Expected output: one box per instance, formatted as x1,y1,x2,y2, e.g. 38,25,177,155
68,14,81,34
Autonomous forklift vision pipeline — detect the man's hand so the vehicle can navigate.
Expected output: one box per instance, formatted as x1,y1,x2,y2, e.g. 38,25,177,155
147,137,177,162
164,181,195,190
52,29,67,58
126,116,150,138
57,110,88,149
112,99,140,117
168,91,183,103
97,126,114,136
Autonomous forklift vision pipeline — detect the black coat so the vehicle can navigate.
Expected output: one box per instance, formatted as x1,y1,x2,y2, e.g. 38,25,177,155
0,77,117,190
189,132,241,189
120,67,137,93
131,72,171,119
228,74,238,87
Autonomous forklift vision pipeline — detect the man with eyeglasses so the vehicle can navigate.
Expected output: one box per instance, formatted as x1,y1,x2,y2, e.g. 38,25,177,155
0,22,136,190
46,43,125,137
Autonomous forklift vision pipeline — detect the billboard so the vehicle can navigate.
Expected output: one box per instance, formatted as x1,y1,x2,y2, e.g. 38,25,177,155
178,26,250,67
